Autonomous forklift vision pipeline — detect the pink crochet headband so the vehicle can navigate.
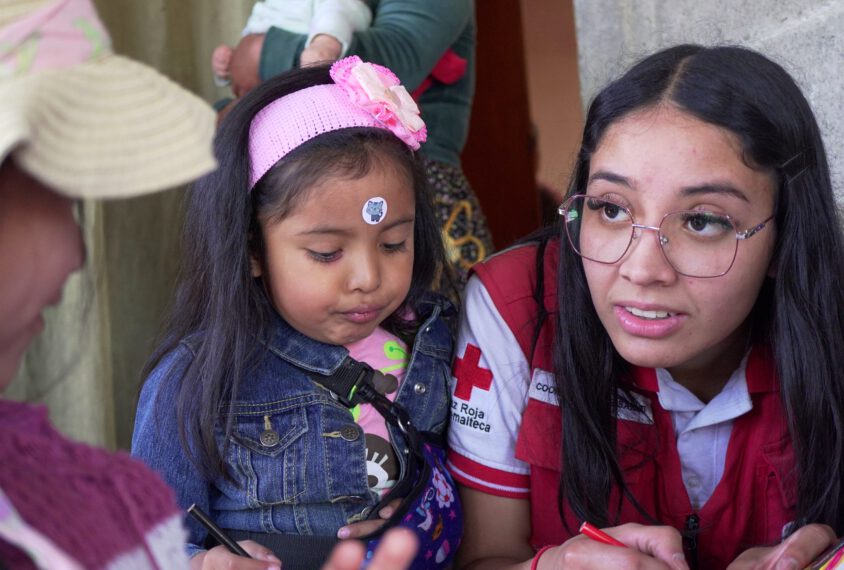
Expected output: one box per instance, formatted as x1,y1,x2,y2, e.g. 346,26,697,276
248,56,427,189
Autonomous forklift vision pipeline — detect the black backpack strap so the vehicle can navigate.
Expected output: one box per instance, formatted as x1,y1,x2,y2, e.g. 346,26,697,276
309,357,408,428
309,356,430,520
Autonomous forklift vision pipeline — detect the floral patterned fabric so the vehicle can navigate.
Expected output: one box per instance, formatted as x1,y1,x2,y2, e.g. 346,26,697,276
362,444,461,570
425,158,495,290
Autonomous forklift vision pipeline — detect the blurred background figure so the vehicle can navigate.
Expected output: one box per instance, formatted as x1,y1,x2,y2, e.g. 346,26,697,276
0,0,215,567
212,0,373,92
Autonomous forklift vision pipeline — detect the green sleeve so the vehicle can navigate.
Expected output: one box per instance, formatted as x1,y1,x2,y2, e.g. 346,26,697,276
259,28,307,81
259,0,473,91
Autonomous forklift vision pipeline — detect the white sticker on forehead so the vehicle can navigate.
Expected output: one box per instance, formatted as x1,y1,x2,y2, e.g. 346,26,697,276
362,196,388,225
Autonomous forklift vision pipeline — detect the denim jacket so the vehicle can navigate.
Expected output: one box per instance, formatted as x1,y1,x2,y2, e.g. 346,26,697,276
131,295,454,558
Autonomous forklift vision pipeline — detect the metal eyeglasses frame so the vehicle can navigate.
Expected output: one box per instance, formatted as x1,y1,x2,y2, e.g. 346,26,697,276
558,194,774,278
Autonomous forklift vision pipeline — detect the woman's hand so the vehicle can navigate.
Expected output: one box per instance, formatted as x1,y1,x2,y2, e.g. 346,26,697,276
728,524,836,570
229,34,265,98
456,487,688,570
192,540,281,570
336,498,402,539
323,527,418,570
534,523,689,570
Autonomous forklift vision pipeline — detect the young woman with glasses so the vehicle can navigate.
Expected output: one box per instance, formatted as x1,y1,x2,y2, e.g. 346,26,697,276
448,44,843,570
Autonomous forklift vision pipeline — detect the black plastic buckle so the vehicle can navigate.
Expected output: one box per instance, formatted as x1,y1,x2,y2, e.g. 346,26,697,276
315,358,373,408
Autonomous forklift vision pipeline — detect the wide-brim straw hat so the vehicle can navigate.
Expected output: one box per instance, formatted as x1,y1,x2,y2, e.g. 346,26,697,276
0,0,216,199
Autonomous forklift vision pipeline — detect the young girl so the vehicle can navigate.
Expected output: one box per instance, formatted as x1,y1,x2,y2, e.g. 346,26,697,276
131,56,458,569
448,45,842,569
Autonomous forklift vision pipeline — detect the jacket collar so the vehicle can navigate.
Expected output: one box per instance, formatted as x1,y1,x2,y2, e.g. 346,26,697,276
261,293,453,374
263,314,348,375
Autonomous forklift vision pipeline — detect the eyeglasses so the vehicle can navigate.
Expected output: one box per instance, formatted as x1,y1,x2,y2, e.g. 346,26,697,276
558,194,774,278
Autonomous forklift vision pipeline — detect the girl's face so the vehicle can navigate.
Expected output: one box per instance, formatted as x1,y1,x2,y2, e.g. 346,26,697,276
0,161,84,391
254,160,415,345
582,105,777,387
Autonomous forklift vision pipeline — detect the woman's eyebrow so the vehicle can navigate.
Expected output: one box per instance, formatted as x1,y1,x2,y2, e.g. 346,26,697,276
680,183,750,202
589,170,750,203
588,170,632,187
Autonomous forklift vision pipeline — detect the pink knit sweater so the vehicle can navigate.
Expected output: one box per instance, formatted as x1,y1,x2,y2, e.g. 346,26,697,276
0,400,189,569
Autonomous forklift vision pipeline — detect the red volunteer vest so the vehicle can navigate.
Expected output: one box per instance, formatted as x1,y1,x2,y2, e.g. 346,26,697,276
472,239,796,570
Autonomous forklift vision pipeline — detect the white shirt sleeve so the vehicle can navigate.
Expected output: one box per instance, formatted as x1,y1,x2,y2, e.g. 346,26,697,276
446,276,532,498
243,0,312,36
308,0,373,56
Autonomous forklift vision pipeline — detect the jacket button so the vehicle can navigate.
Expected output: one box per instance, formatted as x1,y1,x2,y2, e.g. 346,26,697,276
260,430,280,447
340,425,360,441
413,382,427,395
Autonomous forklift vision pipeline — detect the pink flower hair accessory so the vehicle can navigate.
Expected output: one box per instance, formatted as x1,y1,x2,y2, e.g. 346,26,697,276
329,56,427,150
248,56,427,190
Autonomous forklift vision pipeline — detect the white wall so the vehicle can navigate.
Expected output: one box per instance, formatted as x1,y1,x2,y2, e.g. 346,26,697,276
573,0,844,200
520,0,583,197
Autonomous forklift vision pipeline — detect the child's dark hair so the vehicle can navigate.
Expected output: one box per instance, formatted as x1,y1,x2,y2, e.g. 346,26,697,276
541,45,844,534
142,65,448,480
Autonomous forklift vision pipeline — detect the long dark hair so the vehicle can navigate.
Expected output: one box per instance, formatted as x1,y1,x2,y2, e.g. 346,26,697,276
142,65,448,480
550,45,844,534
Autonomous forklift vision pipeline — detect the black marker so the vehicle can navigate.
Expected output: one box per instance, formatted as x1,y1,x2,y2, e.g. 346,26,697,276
187,503,251,558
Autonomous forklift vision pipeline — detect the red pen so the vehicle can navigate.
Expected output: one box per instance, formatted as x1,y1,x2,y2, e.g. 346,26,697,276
579,521,628,548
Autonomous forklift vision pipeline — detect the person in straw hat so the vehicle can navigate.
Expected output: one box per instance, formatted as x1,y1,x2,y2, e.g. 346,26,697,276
0,0,416,568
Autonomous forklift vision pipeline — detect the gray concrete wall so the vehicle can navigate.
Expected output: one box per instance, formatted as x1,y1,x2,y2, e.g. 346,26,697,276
573,0,844,200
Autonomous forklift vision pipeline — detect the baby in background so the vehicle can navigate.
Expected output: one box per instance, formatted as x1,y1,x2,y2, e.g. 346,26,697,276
212,0,372,86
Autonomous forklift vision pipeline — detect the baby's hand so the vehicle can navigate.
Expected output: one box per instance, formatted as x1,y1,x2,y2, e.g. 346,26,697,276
211,44,234,80
300,34,343,67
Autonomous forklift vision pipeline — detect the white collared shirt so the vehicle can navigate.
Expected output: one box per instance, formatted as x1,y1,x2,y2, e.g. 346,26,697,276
656,356,753,509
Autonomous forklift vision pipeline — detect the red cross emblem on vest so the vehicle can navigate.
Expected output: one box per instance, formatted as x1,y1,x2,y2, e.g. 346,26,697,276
453,344,492,400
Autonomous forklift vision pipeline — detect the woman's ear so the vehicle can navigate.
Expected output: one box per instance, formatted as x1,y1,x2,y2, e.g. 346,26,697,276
767,258,778,279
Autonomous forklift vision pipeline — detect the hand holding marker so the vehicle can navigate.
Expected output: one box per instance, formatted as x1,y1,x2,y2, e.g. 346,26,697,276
187,504,252,558
579,521,628,548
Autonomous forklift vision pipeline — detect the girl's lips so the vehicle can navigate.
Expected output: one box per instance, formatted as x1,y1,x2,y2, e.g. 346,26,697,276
613,305,685,338
340,306,383,324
